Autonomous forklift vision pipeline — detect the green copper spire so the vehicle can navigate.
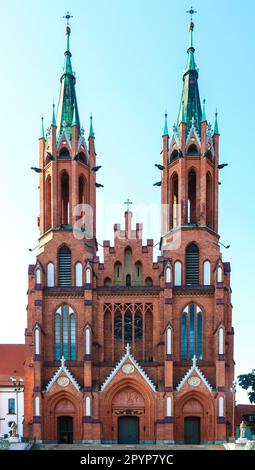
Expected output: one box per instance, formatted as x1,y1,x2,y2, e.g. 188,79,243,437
201,98,206,122
52,103,56,126
214,109,219,135
163,111,168,136
89,113,95,138
178,18,202,136
56,20,80,137
72,102,78,126
40,115,45,139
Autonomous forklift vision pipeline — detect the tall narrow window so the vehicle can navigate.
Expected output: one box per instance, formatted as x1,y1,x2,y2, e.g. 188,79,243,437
36,268,41,284
61,172,70,224
85,267,91,284
58,246,72,287
124,247,132,286
166,396,172,417
124,310,132,343
217,266,223,283
186,243,199,285
219,327,224,355
45,175,52,230
188,170,196,223
181,304,203,360
86,396,91,416
35,396,40,416
166,267,171,284
203,261,211,285
47,262,54,287
134,312,143,340
8,398,15,414
75,262,83,287
172,173,179,228
55,305,76,360
35,328,40,355
166,326,172,355
114,314,122,341
85,326,91,355
206,172,212,228
78,175,86,229
218,397,224,417
134,261,142,286
174,261,182,286
114,262,122,286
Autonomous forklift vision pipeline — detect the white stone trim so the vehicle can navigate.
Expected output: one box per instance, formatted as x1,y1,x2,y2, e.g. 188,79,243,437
176,355,213,392
101,344,156,392
45,356,80,392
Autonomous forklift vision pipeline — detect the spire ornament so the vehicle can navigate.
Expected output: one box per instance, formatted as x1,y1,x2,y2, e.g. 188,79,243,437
40,115,45,139
214,110,220,135
201,98,206,122
163,111,168,136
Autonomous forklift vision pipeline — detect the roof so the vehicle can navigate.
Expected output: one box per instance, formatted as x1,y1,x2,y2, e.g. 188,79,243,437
235,404,255,425
0,344,25,386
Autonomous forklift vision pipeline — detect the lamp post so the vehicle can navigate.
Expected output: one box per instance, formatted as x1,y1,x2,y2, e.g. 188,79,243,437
230,380,237,440
9,377,24,437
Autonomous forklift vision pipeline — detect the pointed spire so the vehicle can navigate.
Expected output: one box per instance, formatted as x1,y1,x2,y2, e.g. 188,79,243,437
52,103,56,126
177,16,202,136
163,111,168,136
214,109,219,135
89,113,95,138
201,99,206,122
40,115,45,139
56,18,80,137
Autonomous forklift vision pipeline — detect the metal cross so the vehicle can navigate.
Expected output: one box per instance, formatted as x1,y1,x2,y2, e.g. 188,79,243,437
63,11,73,26
186,6,197,21
124,198,133,211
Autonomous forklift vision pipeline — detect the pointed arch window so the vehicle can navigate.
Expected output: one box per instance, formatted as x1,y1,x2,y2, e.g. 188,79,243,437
186,243,199,286
166,266,171,284
218,327,224,355
188,170,197,224
54,305,76,360
172,173,179,228
174,261,182,286
61,172,70,224
217,265,223,283
75,262,83,287
114,262,122,286
166,325,172,355
85,267,91,284
35,327,40,355
58,246,72,287
124,247,132,286
45,175,52,231
47,262,54,287
181,304,203,360
134,261,142,286
203,260,211,285
36,268,41,284
85,325,91,355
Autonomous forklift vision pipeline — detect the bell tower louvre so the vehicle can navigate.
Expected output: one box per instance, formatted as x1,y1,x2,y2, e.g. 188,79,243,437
24,12,234,445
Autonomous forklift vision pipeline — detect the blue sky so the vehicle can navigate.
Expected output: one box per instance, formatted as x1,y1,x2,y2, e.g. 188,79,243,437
0,0,254,403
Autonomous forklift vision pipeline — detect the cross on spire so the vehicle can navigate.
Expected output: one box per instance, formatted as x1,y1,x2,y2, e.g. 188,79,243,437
186,6,197,22
124,198,133,212
63,11,73,26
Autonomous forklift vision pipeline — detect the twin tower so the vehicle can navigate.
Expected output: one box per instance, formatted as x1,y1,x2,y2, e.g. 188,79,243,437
24,16,234,445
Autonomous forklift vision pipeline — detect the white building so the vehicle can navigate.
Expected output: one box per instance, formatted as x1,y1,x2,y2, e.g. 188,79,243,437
0,344,25,438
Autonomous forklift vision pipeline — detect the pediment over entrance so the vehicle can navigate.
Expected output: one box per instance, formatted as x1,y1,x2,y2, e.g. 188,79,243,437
176,355,213,392
101,344,156,392
45,356,81,392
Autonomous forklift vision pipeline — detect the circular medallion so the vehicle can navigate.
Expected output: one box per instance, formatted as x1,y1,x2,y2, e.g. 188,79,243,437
188,376,201,387
122,364,135,375
57,376,70,387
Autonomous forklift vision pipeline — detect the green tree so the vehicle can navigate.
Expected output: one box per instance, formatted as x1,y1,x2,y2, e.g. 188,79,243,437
238,370,255,403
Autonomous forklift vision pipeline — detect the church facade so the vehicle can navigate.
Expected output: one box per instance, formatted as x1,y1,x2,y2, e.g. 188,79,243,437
24,16,234,444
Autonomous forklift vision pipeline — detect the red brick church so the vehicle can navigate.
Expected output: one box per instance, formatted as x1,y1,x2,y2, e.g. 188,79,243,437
24,14,234,444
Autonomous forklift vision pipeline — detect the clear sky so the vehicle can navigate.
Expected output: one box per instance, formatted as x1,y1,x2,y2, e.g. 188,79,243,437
0,0,254,404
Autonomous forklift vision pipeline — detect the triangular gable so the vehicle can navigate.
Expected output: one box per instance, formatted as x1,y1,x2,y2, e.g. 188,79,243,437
45,356,80,392
186,122,201,147
101,344,156,392
176,355,213,392
57,127,72,151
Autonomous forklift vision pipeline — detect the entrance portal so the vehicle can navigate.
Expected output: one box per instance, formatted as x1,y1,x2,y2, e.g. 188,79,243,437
57,416,73,444
118,416,139,444
184,416,200,444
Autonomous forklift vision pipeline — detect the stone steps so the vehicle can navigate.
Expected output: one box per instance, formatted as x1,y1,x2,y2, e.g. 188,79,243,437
34,443,226,451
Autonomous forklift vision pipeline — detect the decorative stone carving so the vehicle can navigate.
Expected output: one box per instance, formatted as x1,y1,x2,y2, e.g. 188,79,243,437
188,376,201,387
122,363,135,375
57,376,70,387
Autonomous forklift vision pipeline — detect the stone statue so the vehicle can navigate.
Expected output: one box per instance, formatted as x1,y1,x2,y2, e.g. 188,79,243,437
240,420,247,439
10,421,18,437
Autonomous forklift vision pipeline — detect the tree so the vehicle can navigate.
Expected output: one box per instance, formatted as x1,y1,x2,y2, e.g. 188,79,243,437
238,370,255,403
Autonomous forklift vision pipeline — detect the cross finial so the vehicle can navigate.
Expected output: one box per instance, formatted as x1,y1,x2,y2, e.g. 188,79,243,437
192,355,197,366
63,11,73,27
186,6,197,22
124,198,133,212
126,343,130,355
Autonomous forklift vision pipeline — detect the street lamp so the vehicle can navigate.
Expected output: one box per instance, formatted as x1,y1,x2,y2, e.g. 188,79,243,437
9,377,24,437
230,380,237,440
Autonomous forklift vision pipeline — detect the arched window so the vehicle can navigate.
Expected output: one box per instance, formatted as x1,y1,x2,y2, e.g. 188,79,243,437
188,170,196,223
219,327,224,355
114,314,122,341
124,310,132,343
166,267,171,284
85,267,91,284
172,173,179,228
145,277,153,287
61,172,69,224
75,262,83,287
59,147,70,159
45,175,52,231
35,327,40,355
35,396,40,417
187,144,199,155
54,305,76,360
124,248,132,286
203,260,211,285
104,277,112,287
206,172,212,227
186,243,199,286
47,262,54,287
114,262,122,286
218,396,224,417
174,261,182,286
181,304,203,360
134,261,142,286
217,265,223,283
85,396,91,416
36,268,41,284
166,396,172,417
85,326,91,355
166,326,172,355
58,246,72,287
